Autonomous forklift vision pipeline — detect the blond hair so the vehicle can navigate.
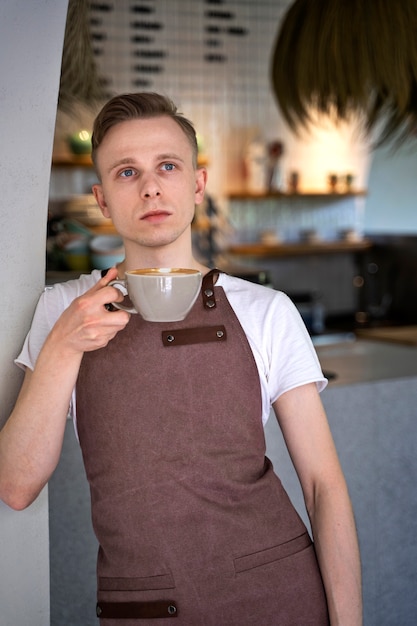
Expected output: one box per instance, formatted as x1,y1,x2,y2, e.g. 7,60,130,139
91,92,198,171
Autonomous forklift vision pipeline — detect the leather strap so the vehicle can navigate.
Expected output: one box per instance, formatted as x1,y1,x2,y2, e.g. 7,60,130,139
162,325,226,347
200,268,221,310
96,600,178,619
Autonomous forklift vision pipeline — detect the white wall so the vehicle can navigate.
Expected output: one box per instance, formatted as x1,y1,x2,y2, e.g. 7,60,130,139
364,141,417,234
0,1,68,624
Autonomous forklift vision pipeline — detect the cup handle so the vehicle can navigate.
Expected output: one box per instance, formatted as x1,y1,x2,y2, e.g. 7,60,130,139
107,279,138,314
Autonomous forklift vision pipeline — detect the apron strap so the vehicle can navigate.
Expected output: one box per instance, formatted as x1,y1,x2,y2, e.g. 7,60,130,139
201,268,223,310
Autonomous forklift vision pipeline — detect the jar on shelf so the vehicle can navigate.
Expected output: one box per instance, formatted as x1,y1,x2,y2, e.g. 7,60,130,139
243,137,268,193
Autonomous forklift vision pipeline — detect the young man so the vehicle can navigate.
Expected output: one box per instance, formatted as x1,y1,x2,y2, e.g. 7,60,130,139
0,93,362,624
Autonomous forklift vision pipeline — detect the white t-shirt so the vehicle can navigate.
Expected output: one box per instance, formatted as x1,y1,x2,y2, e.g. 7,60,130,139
15,270,327,426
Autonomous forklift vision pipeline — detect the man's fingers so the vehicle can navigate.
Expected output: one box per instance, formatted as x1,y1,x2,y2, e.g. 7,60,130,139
85,267,119,294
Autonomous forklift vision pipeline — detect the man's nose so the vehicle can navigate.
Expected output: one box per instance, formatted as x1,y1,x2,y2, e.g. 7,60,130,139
140,172,161,198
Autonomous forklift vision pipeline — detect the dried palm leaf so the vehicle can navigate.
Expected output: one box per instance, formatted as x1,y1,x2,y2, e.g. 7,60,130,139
58,0,106,115
271,0,417,145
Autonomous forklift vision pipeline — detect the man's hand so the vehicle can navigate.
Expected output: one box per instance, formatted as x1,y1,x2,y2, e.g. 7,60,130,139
48,267,131,356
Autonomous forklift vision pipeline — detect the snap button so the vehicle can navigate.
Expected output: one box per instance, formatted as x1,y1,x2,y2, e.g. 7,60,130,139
167,604,177,615
204,288,214,297
216,330,224,338
96,604,102,617
206,300,215,308
166,334,175,342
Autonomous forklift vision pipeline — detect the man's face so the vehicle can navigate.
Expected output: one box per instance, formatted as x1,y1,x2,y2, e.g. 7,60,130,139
92,116,206,252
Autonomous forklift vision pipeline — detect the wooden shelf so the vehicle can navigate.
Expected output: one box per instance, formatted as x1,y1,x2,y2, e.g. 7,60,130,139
227,190,367,200
52,154,94,167
228,239,372,258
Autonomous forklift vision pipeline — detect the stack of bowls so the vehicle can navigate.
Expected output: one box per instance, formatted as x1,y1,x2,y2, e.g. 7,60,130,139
89,235,125,270
62,236,91,271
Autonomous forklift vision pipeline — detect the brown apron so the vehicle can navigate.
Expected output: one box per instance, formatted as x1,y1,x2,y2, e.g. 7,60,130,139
76,270,329,625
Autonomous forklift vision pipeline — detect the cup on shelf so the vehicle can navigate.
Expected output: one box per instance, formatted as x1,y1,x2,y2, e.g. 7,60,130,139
328,174,338,192
288,171,299,193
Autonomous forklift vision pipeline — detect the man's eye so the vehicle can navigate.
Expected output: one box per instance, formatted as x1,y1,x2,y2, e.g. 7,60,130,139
120,168,135,177
161,163,175,171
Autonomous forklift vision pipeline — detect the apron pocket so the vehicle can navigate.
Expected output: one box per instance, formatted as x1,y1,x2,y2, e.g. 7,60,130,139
234,532,311,574
99,573,175,592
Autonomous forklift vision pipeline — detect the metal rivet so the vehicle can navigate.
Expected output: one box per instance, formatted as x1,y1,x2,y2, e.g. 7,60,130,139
206,300,215,308
204,288,214,297
168,605,177,615
167,334,175,342
216,330,224,338
96,605,102,617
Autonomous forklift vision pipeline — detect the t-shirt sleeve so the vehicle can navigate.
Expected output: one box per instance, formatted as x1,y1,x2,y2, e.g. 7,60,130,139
15,286,64,371
266,291,327,404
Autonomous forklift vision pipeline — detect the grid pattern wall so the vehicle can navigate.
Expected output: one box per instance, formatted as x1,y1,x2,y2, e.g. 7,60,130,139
89,0,289,195
90,1,287,106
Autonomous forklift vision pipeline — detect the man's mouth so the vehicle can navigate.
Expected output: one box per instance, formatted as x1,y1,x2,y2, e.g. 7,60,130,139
140,209,171,223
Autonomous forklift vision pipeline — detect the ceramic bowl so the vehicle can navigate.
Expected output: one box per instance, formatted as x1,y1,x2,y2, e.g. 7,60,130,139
89,235,124,270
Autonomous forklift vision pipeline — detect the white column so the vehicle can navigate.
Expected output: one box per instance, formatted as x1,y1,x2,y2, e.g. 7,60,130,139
0,1,68,624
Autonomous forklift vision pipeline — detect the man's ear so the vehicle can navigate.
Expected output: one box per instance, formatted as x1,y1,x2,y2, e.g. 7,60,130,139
194,167,207,205
92,184,110,218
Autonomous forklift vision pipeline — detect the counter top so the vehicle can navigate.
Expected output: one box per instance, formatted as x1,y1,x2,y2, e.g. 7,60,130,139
316,338,417,387
228,239,372,258
356,325,417,346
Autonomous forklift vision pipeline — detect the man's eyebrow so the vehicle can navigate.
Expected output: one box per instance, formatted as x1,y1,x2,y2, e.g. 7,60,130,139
156,152,185,163
106,153,186,174
107,157,136,174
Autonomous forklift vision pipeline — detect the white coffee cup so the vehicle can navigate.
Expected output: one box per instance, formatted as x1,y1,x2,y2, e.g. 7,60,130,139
109,268,202,322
